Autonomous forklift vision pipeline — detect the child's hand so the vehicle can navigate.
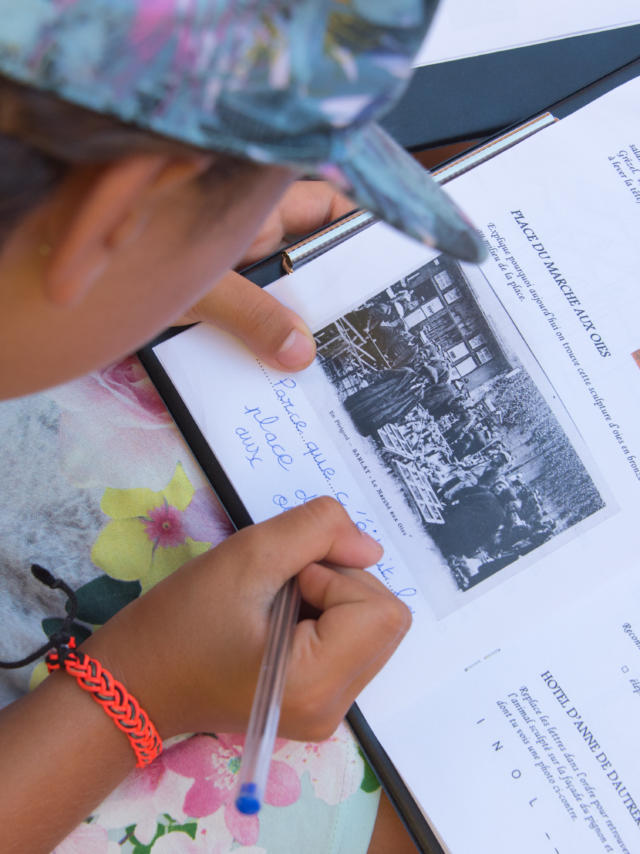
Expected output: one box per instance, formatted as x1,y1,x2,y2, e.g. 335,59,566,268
177,180,355,372
228,180,356,268
83,497,410,741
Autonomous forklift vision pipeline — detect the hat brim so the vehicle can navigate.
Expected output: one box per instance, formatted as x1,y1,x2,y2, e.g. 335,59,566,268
322,123,485,263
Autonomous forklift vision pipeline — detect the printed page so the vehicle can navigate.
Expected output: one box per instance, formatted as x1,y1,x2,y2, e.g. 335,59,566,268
414,0,640,66
389,73,640,854
153,75,640,852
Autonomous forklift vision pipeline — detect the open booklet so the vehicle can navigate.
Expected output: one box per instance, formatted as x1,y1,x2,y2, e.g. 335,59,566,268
141,67,640,854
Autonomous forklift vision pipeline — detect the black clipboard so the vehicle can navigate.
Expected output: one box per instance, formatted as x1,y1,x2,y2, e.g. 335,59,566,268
139,56,640,854
383,24,640,150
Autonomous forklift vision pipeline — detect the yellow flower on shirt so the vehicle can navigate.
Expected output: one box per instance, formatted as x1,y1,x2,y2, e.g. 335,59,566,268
91,463,211,592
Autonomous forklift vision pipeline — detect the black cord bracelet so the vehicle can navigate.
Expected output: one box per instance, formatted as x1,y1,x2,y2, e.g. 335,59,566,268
0,564,79,670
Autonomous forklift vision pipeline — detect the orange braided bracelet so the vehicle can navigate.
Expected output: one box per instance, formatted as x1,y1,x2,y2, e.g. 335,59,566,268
46,638,162,768
0,564,162,769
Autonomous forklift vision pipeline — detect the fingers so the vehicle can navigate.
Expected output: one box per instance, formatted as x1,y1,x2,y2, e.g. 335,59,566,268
227,498,406,738
84,497,405,741
180,269,316,370
218,497,383,597
283,563,411,740
178,180,355,370
238,180,356,265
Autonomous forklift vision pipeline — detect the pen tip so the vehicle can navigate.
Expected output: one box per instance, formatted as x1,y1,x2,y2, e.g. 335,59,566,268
236,783,261,815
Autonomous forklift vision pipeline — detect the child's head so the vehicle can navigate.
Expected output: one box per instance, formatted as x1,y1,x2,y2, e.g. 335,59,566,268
0,74,297,396
0,0,482,398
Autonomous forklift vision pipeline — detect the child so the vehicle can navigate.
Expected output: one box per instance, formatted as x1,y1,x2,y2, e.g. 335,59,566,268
0,2,483,851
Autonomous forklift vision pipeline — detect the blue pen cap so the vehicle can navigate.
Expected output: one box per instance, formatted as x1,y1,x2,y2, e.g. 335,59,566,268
236,782,261,815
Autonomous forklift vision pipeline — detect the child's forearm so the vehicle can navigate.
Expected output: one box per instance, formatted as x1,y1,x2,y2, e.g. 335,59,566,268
0,668,134,853
0,499,409,852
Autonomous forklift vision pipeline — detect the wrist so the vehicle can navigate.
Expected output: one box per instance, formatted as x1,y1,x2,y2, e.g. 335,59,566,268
41,666,135,764
79,604,178,741
46,639,162,767
0,662,136,853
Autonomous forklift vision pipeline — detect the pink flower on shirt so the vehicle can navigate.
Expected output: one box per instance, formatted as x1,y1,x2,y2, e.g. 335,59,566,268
273,721,365,804
88,758,179,846
164,734,301,846
69,354,172,427
45,355,205,490
52,819,109,853
144,502,187,549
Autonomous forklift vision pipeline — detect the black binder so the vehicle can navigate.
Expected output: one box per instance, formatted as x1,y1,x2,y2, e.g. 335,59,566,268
139,57,640,853
383,24,640,150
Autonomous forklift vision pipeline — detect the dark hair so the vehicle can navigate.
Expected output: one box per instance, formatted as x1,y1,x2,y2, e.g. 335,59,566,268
0,75,257,245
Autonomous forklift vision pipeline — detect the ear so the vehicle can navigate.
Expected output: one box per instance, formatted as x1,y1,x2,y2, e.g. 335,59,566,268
44,154,211,307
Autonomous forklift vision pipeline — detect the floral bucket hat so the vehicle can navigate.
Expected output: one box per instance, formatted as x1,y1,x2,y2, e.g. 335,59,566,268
0,0,484,261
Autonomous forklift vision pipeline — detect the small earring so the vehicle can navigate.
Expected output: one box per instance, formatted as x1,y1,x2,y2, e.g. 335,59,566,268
38,243,52,258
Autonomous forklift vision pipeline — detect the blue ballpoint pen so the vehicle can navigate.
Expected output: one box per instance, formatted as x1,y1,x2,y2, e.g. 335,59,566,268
235,576,301,815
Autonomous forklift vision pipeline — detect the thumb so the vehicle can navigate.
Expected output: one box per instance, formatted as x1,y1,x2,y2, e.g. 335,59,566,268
179,270,316,371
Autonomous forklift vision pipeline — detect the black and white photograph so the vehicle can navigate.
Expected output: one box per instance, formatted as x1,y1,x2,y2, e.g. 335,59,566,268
315,254,606,594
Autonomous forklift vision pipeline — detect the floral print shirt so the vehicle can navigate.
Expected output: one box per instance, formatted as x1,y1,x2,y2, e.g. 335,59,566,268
0,356,380,853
